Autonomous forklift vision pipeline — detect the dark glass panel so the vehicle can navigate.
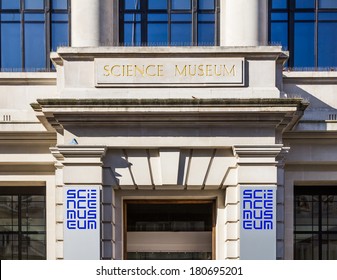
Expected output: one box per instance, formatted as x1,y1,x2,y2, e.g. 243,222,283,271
199,0,215,10
328,234,337,259
148,0,167,10
125,0,140,10
124,13,141,21
271,12,288,20
21,234,45,260
295,234,315,260
1,0,20,9
128,252,212,260
24,14,46,70
52,0,68,10
198,22,214,45
318,22,337,67
127,203,212,232
148,13,168,21
271,0,287,9
318,12,337,20
294,22,315,68
1,15,22,71
24,0,44,10
294,12,315,20
296,0,315,9
21,196,45,232
51,13,69,51
172,0,191,10
198,13,215,21
124,22,142,45
319,0,337,8
171,13,192,21
171,23,192,45
148,23,168,45
270,21,288,49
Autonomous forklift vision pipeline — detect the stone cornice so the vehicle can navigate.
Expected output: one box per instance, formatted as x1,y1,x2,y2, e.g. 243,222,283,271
0,132,56,144
0,72,56,85
50,146,107,161
233,145,284,157
51,46,288,66
31,98,308,132
283,71,337,84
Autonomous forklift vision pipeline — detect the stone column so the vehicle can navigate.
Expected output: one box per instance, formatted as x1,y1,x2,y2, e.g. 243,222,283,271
51,145,107,260
232,144,283,260
220,0,268,46
71,0,100,47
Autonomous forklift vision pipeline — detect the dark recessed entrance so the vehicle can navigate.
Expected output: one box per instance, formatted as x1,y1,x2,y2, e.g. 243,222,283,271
124,200,215,260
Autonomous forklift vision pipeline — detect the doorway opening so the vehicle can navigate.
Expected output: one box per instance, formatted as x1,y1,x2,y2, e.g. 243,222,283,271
124,200,215,260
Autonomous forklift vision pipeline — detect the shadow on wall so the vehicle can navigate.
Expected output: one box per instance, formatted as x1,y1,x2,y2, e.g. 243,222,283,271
283,83,337,131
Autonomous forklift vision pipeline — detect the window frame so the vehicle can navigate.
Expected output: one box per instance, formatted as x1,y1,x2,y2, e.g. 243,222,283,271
119,0,220,46
0,186,46,260
294,186,337,260
269,0,337,69
0,0,71,72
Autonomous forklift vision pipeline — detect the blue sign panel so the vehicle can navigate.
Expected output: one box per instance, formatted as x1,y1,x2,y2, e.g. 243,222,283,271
64,186,100,260
240,186,276,260
242,189,274,230
66,188,98,230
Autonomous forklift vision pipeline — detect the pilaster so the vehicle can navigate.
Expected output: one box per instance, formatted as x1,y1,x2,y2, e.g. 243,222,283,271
50,145,107,260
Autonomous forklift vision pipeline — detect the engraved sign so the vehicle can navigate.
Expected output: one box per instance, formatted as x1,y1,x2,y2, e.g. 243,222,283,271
95,58,244,87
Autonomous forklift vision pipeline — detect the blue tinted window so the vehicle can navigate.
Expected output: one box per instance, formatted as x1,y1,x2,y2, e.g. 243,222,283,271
271,12,288,20
124,23,141,45
171,23,192,45
24,14,46,69
295,12,315,20
199,0,214,10
296,0,315,8
319,12,337,20
51,13,68,51
198,23,214,45
270,0,337,68
172,0,191,10
318,22,337,67
25,0,44,9
120,0,218,46
125,0,140,9
0,0,70,71
294,22,315,68
2,0,20,9
270,22,288,50
319,0,337,8
271,0,287,9
1,14,22,70
52,0,68,10
148,0,167,9
148,23,168,45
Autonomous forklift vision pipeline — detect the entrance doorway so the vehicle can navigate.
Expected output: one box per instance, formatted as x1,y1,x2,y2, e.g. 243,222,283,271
124,200,215,260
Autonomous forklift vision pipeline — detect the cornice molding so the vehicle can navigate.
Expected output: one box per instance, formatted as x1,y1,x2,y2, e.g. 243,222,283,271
233,145,284,157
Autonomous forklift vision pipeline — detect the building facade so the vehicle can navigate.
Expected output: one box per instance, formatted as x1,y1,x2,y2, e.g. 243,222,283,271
0,0,337,260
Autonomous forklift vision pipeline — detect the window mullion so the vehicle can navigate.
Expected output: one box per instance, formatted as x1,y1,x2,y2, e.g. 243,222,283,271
315,0,319,69
46,0,51,71
192,0,197,45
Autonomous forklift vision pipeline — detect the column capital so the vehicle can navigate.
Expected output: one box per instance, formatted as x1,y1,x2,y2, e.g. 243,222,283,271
50,145,107,161
233,145,283,158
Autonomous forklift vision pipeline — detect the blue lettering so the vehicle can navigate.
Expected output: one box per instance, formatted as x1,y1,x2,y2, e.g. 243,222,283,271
67,210,76,219
67,220,76,230
66,189,76,199
253,190,263,199
243,189,253,199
